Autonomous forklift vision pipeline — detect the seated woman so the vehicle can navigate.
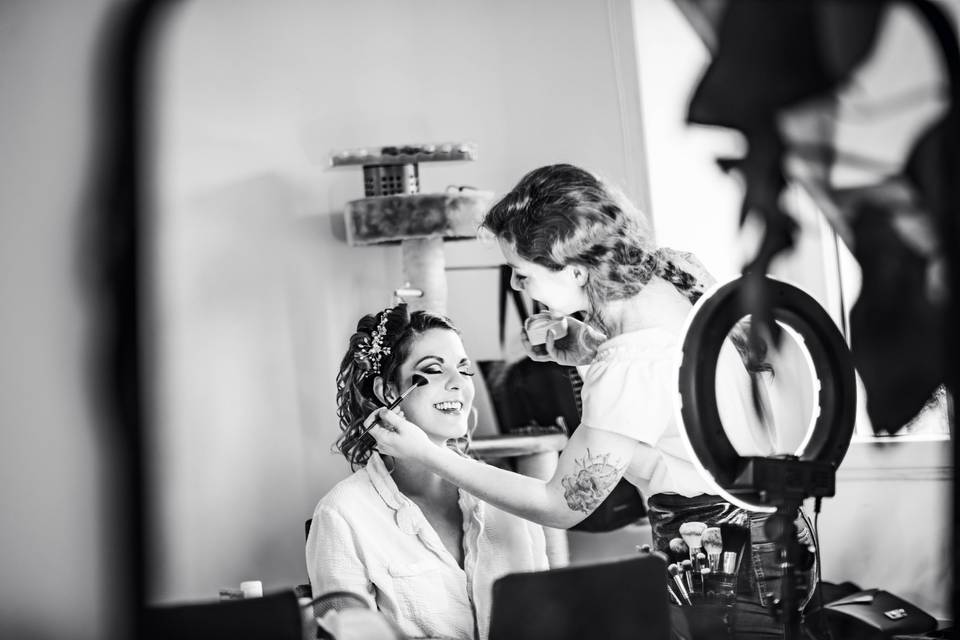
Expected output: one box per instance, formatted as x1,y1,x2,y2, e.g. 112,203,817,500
305,304,549,640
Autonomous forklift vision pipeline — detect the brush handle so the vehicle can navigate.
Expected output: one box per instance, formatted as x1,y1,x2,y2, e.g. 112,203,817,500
356,380,422,440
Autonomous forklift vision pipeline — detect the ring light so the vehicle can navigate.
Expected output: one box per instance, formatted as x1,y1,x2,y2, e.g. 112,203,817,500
675,275,857,513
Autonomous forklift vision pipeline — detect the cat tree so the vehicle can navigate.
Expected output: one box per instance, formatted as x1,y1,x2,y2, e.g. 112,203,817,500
334,142,492,314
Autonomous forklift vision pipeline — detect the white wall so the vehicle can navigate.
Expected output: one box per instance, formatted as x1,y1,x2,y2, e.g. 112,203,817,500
633,0,953,620
818,439,953,620
0,1,125,638
148,0,650,603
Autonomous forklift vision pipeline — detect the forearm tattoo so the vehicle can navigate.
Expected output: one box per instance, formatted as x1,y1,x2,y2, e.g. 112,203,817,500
560,449,625,514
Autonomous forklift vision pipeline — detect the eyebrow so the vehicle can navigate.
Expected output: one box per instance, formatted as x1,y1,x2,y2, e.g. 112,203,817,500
413,356,471,367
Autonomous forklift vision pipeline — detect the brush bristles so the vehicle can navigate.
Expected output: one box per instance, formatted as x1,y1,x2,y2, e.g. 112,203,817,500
701,527,723,554
678,521,707,536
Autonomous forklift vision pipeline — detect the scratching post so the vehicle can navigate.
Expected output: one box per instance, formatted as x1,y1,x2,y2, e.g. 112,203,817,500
401,237,446,314
333,143,493,314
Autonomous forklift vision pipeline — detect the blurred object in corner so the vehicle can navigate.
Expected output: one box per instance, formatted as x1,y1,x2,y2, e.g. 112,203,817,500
675,0,958,434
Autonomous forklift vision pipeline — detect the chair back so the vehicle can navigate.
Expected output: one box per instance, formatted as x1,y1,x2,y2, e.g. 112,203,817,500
488,555,671,640
144,589,303,640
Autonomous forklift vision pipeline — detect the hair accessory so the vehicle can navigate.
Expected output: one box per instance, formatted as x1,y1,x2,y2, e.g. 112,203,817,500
356,309,393,377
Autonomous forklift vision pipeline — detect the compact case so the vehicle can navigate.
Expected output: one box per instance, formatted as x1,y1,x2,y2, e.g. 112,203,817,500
820,589,938,639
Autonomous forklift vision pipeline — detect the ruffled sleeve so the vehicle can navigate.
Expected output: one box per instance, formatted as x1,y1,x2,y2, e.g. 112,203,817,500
579,349,675,446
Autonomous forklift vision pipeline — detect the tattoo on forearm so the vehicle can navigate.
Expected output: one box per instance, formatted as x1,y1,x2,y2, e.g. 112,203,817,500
561,449,624,514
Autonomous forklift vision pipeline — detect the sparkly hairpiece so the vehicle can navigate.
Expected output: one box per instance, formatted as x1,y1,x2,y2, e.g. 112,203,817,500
356,309,392,378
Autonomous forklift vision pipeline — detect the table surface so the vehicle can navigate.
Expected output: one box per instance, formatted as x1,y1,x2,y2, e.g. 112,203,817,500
470,432,568,459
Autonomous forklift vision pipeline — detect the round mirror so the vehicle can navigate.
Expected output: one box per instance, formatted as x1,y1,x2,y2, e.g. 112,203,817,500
715,317,819,459
676,276,857,512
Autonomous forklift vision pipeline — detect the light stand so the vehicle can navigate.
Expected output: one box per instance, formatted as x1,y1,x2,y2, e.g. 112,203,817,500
676,276,857,639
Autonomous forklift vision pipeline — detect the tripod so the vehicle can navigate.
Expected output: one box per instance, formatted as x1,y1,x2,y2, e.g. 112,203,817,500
731,454,828,639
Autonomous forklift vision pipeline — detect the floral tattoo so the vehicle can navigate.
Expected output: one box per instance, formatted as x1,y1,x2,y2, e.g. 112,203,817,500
561,449,624,514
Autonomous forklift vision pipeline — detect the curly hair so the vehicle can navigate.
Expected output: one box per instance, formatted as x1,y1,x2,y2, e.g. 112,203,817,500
483,164,662,330
483,163,771,373
334,304,460,470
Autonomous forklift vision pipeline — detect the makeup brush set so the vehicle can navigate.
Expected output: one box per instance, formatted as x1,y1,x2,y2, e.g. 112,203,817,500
639,520,749,608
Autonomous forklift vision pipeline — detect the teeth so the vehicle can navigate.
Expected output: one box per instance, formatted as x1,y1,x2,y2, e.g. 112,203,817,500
433,401,462,411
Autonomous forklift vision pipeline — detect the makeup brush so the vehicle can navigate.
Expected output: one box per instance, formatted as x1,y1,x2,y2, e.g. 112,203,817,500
702,527,723,573
678,521,707,560
680,559,695,594
667,564,692,605
719,523,749,555
694,551,710,594
667,586,683,607
722,551,737,575
357,374,428,440
697,552,709,579
668,537,689,563
718,523,749,577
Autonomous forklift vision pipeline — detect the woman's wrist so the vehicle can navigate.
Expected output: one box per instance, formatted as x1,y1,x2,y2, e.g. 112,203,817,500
421,440,457,473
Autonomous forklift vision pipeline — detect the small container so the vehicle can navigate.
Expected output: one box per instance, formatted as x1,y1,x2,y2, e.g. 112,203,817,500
524,314,568,345
240,580,263,598
722,551,737,575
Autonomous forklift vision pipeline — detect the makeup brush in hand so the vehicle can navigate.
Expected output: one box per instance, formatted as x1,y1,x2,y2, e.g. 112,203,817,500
357,374,428,439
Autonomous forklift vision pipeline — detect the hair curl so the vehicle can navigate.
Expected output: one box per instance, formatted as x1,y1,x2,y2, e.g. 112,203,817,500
482,164,659,332
334,304,461,469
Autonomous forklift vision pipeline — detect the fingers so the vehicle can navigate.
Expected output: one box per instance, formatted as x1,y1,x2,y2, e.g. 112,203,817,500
367,423,390,439
576,321,606,351
376,408,405,430
363,407,403,436
544,328,557,357
519,329,535,351
520,330,551,362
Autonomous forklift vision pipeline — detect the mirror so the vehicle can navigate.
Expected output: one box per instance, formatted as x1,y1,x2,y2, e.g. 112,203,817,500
137,0,954,627
716,319,818,458
143,0,651,605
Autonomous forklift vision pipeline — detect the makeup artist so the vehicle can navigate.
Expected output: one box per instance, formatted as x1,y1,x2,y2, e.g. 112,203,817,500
369,164,816,638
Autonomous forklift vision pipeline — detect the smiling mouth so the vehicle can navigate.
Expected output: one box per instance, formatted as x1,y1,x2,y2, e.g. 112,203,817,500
433,401,463,414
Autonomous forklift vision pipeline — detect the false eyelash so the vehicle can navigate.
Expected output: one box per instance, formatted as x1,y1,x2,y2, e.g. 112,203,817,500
419,368,475,376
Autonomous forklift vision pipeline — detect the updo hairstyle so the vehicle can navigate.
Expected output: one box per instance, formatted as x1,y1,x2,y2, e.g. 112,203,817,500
335,304,460,469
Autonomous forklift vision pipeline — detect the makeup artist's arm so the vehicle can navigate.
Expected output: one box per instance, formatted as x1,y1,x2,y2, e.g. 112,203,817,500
369,408,638,529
